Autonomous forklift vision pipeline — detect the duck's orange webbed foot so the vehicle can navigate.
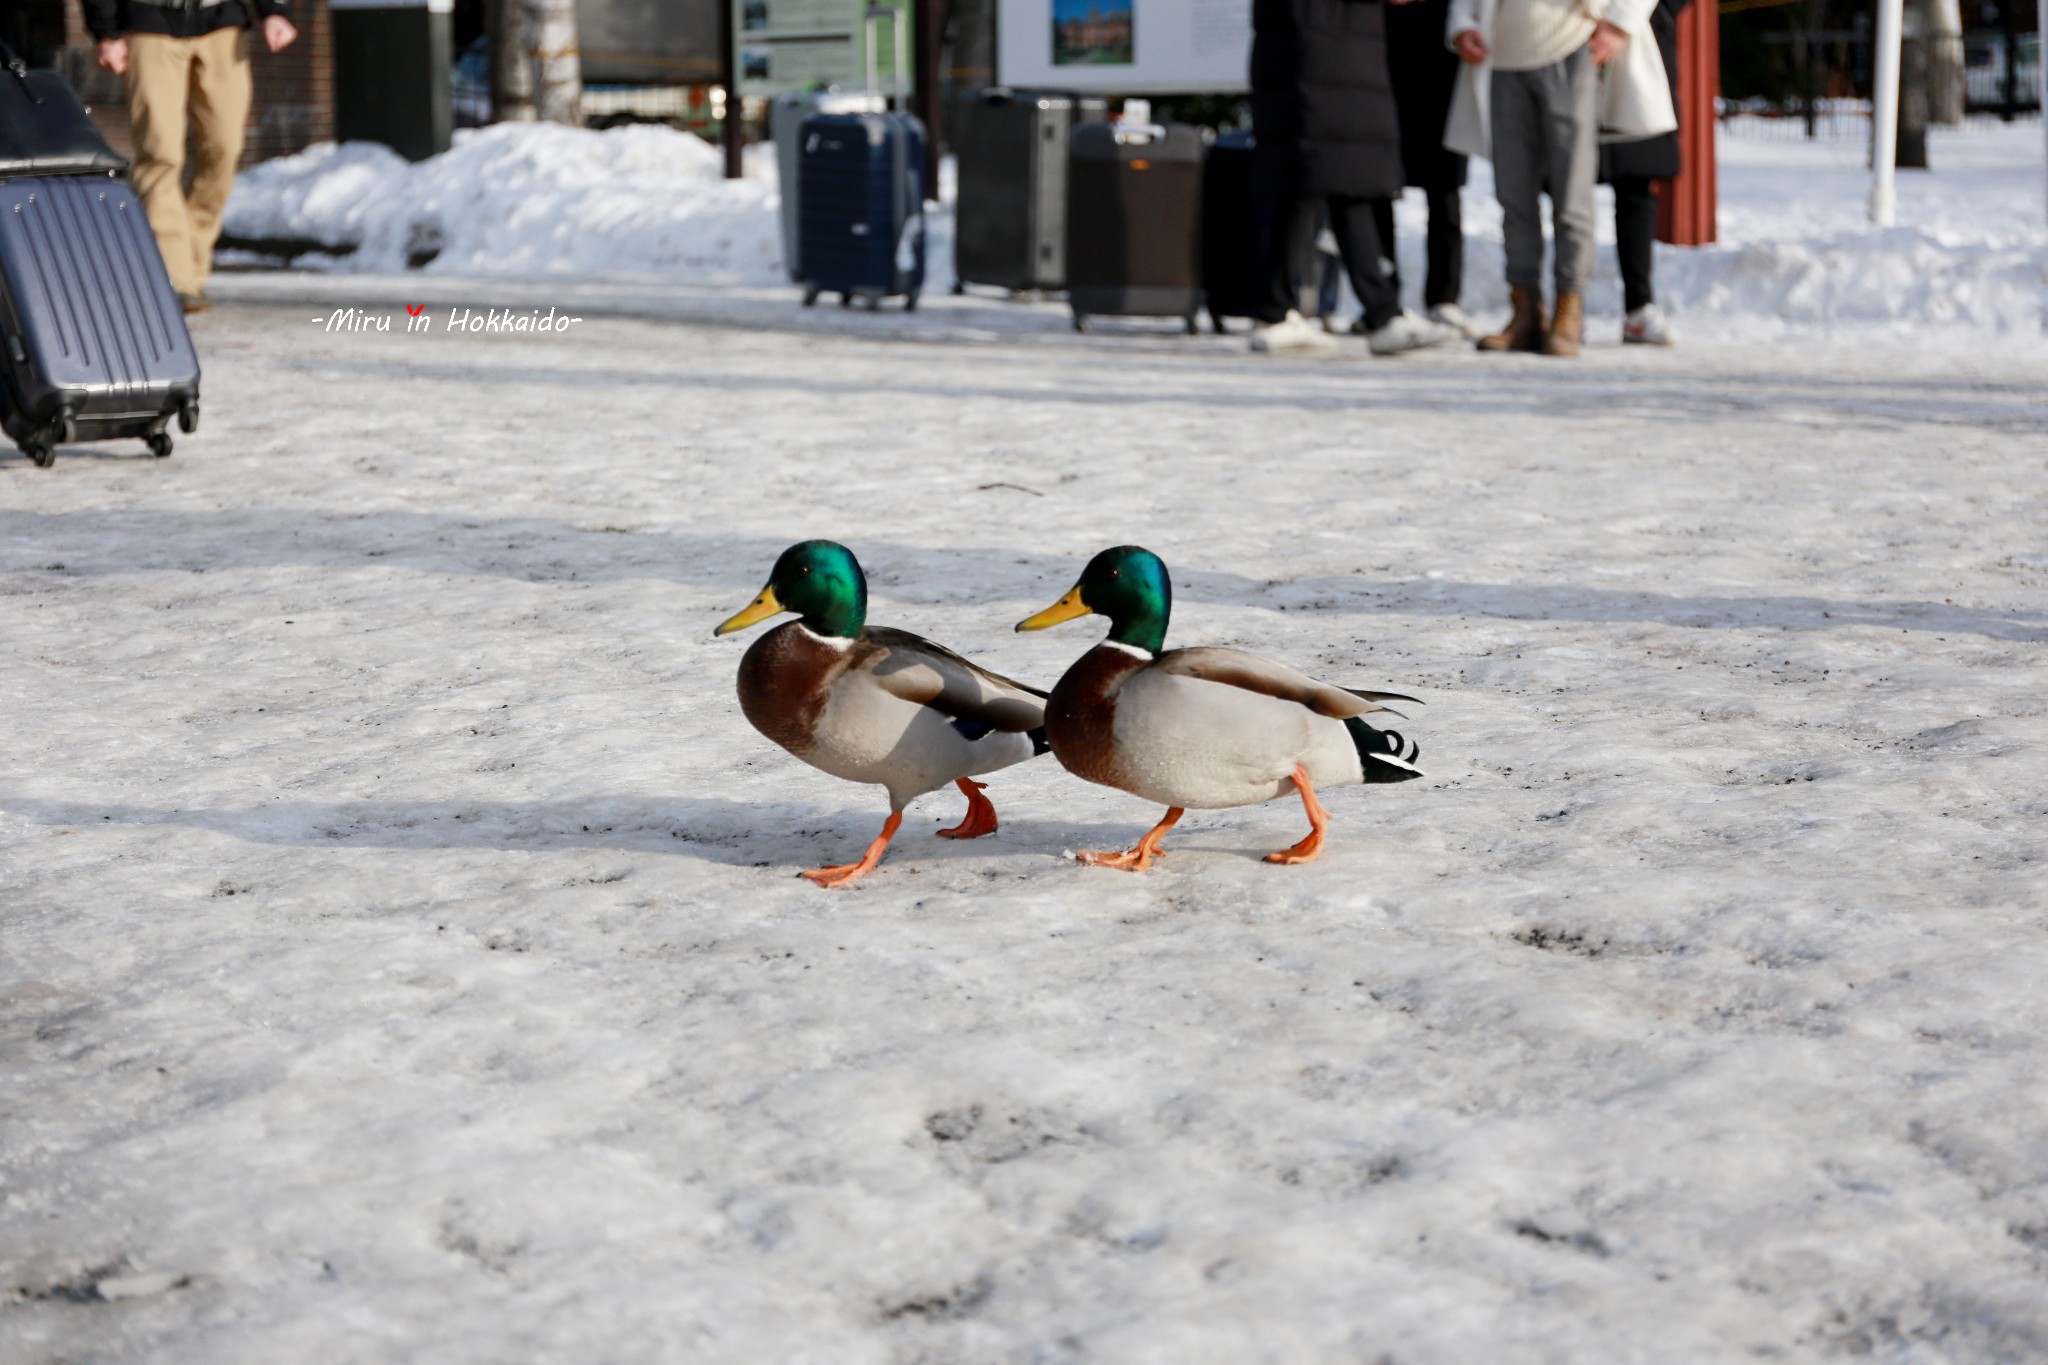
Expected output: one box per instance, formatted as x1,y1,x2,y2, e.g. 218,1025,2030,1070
801,812,903,889
1077,807,1183,873
1264,766,1329,865
935,778,999,839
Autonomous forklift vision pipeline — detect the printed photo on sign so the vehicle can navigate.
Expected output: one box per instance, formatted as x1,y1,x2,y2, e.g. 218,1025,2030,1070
1053,0,1133,66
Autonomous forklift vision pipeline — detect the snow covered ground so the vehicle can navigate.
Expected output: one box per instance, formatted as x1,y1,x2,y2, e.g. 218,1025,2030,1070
219,115,2048,336
4,275,2047,1362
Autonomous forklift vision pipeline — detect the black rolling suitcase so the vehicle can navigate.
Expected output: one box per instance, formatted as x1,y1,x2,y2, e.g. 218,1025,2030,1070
795,8,926,311
1201,130,1342,334
1065,116,1207,334
952,88,1105,295
0,45,200,468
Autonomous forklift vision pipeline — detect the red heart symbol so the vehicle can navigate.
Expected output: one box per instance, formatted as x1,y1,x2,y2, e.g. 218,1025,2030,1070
406,304,424,317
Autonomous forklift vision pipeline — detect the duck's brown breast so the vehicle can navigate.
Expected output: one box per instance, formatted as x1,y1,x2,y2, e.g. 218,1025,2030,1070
737,623,850,758
1045,645,1149,790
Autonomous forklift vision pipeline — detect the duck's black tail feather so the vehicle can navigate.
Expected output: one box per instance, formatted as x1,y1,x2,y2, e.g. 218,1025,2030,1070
1345,716,1423,783
1028,725,1052,757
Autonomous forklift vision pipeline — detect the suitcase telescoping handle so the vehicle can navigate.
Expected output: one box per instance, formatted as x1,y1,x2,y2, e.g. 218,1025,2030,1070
0,38,43,101
863,3,908,111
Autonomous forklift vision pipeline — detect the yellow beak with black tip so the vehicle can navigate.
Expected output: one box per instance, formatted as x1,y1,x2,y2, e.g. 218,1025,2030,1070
715,585,785,636
1016,585,1092,632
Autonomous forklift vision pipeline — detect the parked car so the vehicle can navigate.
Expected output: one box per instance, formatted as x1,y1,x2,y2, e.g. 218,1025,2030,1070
453,36,491,128
1964,32,2041,110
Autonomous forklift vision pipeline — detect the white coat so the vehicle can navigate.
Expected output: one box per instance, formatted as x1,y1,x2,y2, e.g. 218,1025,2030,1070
1442,0,1677,159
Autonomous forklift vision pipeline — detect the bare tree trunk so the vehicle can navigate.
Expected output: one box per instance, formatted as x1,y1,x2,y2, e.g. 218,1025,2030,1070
1926,0,1963,124
1896,0,1930,169
524,0,583,126
486,0,536,123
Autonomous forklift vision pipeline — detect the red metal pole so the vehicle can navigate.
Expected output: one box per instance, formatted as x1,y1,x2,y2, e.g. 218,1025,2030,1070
1656,0,1718,246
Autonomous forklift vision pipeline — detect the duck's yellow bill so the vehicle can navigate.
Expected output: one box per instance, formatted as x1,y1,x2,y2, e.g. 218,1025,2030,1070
715,586,783,636
1016,586,1091,632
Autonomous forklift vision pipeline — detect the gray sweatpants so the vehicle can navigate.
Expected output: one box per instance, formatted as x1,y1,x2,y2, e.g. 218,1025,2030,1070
1490,47,1599,296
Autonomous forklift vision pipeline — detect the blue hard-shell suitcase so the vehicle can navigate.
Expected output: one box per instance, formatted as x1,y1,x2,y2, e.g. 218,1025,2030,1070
794,7,926,311
0,44,200,467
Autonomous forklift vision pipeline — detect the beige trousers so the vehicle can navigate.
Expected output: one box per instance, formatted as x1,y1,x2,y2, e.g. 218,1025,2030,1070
124,27,252,297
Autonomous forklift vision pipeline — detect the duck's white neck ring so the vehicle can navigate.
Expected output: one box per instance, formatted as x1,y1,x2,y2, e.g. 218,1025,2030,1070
1100,641,1153,661
798,625,855,651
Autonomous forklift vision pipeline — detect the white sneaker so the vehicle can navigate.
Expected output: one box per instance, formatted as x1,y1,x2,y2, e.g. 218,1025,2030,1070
1366,310,1460,356
1250,310,1340,354
1426,303,1480,338
1623,303,1677,346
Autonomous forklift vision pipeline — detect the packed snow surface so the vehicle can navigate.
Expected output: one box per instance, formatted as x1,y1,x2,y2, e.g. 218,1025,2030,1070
4,289,2047,1362
222,116,2048,334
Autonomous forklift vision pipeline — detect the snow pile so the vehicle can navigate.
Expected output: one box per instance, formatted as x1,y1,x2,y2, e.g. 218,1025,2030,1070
225,116,2047,333
224,123,788,284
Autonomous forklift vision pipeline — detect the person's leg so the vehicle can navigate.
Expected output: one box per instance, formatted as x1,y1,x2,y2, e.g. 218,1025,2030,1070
1613,174,1657,312
1480,68,1549,350
1424,184,1463,309
123,33,199,297
1256,191,1321,324
1328,194,1400,331
1489,68,1546,298
1544,47,1600,301
184,25,254,296
1373,196,1401,304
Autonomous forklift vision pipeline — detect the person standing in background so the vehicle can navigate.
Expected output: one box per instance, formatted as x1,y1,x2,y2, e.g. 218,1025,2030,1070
1601,0,1688,346
1247,0,1460,356
1443,0,1671,356
1383,0,1473,336
90,0,297,314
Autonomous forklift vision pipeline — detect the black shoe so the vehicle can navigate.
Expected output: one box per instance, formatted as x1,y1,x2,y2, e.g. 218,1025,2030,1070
177,292,211,315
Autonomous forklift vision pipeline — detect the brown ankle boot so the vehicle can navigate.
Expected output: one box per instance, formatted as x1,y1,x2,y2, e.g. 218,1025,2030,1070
1543,292,1584,357
1477,286,1548,353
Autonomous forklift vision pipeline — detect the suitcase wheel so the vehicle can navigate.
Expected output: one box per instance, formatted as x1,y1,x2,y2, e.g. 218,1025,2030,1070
178,398,199,435
840,293,853,308
1184,314,1201,336
802,286,821,307
904,292,919,313
950,280,964,296
1072,314,1090,334
1210,310,1229,335
148,432,173,459
22,441,54,468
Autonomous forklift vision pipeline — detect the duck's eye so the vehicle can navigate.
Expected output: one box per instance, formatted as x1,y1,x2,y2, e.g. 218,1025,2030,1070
799,565,811,575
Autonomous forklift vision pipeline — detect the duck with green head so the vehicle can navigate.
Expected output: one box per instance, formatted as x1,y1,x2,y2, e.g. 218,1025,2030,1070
1017,545,1422,871
717,541,1050,887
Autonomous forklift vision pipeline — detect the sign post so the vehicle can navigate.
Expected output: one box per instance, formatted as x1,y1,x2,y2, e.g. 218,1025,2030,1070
1870,0,1904,225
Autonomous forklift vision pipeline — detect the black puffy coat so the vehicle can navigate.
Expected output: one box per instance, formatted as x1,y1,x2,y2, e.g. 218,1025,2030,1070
1599,0,1689,182
1250,0,1405,199
1385,0,1467,190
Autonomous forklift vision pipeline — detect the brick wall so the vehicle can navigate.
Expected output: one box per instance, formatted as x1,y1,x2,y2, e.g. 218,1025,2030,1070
58,0,334,166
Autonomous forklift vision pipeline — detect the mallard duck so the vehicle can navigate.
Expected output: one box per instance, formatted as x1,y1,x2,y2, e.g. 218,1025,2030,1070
1016,545,1421,871
716,541,1050,887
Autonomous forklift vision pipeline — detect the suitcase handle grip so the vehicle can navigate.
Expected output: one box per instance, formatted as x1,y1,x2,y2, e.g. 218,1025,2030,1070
862,4,908,110
0,37,39,98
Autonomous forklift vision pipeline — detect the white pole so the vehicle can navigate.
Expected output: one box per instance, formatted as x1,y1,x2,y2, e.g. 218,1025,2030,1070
1870,0,1904,225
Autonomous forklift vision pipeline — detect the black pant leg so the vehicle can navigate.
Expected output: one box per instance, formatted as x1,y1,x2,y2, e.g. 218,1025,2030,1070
1424,185,1464,308
1613,175,1658,312
1258,193,1323,324
1373,197,1401,302
1327,194,1400,332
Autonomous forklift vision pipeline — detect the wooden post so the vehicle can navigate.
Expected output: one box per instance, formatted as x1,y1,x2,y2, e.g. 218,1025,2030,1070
1655,0,1719,245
